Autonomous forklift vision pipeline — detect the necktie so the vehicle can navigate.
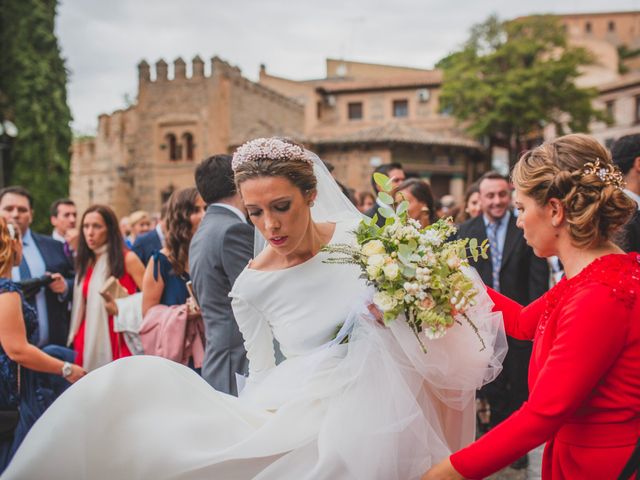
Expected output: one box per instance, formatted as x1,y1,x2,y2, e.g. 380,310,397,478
19,244,38,312
487,220,502,292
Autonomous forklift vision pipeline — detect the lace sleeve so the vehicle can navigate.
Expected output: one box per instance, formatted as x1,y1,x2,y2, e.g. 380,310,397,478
231,294,276,384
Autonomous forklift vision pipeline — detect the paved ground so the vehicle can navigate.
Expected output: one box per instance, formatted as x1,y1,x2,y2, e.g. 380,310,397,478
488,445,543,480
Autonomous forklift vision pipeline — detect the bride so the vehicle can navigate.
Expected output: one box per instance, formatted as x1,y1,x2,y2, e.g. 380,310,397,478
2,138,506,480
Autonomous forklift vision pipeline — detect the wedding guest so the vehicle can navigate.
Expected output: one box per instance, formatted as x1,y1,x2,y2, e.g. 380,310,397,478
355,191,375,213
189,154,253,394
132,203,167,267
49,198,78,256
394,178,437,228
127,210,152,247
456,170,549,469
0,217,84,472
424,133,640,480
141,188,205,369
67,205,145,371
119,216,131,241
0,187,74,348
455,182,481,224
365,162,406,226
611,133,640,253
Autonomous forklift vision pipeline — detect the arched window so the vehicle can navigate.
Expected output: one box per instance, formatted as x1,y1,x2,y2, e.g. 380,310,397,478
165,133,179,161
182,132,194,161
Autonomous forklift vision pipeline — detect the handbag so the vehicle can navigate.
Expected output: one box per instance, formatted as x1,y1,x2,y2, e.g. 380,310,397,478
0,365,20,441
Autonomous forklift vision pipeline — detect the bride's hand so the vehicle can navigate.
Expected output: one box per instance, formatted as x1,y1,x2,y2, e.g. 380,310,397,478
421,457,464,480
366,303,385,326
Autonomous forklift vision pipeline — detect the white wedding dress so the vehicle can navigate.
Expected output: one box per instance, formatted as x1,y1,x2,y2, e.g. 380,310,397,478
3,154,506,480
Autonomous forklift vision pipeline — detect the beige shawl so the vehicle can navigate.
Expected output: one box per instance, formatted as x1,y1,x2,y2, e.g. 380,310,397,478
68,244,113,371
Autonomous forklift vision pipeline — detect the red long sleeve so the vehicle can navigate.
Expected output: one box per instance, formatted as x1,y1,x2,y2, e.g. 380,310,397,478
451,283,632,479
486,287,545,340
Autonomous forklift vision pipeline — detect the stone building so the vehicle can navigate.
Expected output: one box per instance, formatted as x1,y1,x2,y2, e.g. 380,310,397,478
70,56,303,217
591,72,640,147
260,59,487,200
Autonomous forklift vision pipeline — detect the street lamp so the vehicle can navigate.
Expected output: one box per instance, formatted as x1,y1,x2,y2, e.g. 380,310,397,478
0,120,18,188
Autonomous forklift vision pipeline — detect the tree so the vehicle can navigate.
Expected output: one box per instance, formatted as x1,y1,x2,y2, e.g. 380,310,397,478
437,15,606,166
0,0,73,233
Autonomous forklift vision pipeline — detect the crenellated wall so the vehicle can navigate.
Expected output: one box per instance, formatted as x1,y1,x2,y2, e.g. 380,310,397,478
70,55,304,217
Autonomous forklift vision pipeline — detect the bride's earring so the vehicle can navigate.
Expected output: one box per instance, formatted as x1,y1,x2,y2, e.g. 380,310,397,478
309,201,315,207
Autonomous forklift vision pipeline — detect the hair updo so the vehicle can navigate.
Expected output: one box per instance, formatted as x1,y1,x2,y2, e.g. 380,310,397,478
0,218,18,277
512,133,635,248
232,137,317,195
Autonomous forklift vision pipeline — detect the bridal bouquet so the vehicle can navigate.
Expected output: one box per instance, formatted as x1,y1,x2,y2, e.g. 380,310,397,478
323,173,489,351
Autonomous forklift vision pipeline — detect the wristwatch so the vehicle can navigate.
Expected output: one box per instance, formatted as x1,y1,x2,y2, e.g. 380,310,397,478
61,361,73,378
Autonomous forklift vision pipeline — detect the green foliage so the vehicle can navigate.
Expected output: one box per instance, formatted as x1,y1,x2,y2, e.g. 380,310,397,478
437,14,606,165
0,0,73,233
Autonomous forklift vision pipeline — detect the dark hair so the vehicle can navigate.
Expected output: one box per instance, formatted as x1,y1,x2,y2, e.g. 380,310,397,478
0,186,34,209
233,139,317,194
371,162,403,192
76,205,125,282
395,178,437,224
50,198,75,217
455,181,480,224
513,133,636,248
610,134,640,175
478,170,509,185
194,154,236,204
165,188,200,276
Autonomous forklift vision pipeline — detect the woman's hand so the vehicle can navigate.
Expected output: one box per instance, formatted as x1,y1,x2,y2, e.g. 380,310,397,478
366,303,385,326
102,292,118,316
66,364,87,384
422,458,464,480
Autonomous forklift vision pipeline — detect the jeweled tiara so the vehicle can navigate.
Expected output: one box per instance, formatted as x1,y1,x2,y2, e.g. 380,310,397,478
232,137,312,172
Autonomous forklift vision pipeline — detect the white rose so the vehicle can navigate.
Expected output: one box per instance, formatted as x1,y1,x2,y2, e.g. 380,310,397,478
367,254,385,268
382,262,399,280
373,291,397,312
446,254,461,269
366,265,381,278
361,240,385,257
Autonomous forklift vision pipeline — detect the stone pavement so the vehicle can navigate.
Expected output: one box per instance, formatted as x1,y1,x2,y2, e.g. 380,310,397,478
488,445,544,480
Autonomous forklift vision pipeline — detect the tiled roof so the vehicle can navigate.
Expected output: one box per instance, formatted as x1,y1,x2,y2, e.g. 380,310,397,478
307,122,483,150
599,72,640,93
315,72,443,93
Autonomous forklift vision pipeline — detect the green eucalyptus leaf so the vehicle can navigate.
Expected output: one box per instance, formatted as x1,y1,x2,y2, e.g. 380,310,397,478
379,206,395,218
373,173,390,190
378,191,394,205
396,200,409,216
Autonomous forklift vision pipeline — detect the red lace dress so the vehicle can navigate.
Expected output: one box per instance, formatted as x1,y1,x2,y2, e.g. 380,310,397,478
73,265,138,366
451,252,640,479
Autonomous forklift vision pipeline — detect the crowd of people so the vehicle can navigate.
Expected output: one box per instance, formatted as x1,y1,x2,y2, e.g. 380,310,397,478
0,132,637,478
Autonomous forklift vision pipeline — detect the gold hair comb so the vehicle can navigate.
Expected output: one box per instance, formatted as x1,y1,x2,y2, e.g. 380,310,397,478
581,158,625,190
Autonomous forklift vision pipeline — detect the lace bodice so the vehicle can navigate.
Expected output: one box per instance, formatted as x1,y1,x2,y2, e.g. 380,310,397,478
230,220,369,380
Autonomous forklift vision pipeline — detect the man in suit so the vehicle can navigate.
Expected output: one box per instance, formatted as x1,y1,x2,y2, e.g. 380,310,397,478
611,134,640,253
457,171,549,468
0,186,74,347
50,198,78,259
132,203,167,266
189,154,253,395
365,162,406,226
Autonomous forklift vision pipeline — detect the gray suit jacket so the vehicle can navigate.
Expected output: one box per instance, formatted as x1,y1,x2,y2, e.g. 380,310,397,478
189,205,254,394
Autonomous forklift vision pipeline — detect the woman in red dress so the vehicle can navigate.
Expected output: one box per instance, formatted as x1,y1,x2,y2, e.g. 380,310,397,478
67,205,145,371
424,133,640,480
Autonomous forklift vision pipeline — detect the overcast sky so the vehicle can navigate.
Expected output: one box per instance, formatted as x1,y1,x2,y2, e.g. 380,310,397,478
56,0,640,133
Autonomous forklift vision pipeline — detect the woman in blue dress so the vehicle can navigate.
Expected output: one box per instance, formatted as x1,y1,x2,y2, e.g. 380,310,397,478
0,218,85,472
141,188,206,369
